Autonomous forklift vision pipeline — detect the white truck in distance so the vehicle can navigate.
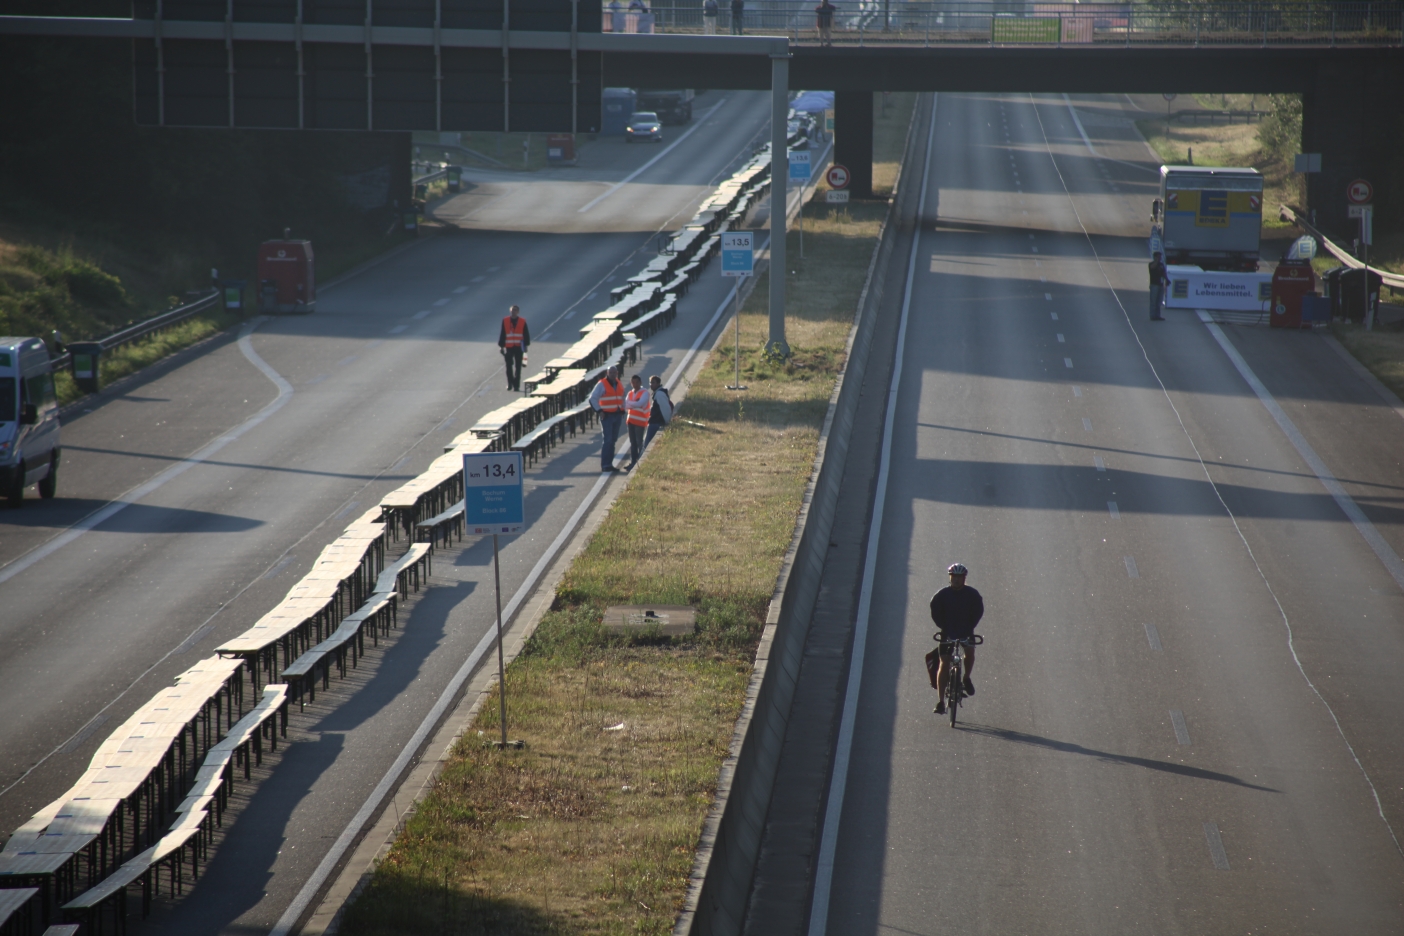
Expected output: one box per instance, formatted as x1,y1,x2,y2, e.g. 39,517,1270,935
1151,165,1264,272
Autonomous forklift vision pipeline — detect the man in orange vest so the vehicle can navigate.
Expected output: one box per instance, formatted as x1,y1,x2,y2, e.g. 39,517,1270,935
498,304,531,391
622,373,652,471
588,364,627,472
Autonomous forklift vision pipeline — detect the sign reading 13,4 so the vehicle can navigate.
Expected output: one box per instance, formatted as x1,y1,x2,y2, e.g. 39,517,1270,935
464,451,525,535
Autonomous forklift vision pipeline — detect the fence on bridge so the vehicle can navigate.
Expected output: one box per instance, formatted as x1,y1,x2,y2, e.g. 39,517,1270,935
640,1,1404,47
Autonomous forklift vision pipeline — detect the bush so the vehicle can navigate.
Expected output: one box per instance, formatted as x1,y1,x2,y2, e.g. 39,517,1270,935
1257,93,1302,163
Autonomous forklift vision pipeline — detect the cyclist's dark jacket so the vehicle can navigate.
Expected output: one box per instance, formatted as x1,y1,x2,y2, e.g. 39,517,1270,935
929,585,984,640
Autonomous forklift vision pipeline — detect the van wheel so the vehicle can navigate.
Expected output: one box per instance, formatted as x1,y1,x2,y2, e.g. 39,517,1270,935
38,452,59,500
6,462,23,508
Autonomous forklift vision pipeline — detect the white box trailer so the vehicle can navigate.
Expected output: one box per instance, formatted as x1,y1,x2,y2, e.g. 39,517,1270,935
1153,166,1263,272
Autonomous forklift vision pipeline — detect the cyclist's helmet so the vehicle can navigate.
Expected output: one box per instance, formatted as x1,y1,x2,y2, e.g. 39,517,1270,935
947,563,968,576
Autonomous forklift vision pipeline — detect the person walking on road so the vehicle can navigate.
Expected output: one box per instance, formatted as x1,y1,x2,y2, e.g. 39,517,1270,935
589,365,627,472
644,374,672,450
1148,252,1168,321
498,305,531,390
730,0,744,34
815,0,836,45
623,374,651,470
928,562,984,716
702,0,719,33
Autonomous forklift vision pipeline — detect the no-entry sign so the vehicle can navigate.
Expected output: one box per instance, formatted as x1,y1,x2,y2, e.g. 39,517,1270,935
827,163,850,190
1347,179,1373,204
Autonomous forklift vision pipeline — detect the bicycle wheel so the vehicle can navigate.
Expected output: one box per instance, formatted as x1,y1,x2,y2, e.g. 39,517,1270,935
948,655,960,728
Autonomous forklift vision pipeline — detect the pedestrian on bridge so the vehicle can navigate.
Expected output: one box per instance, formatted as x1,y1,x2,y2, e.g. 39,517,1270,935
815,0,836,45
623,373,652,470
730,0,744,34
498,305,531,390
703,0,718,33
590,365,627,472
1148,252,1168,321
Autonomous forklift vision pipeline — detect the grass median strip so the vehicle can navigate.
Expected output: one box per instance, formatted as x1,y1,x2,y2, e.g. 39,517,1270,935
340,92,917,936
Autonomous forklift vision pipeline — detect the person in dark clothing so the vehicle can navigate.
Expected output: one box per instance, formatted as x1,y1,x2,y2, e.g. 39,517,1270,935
929,562,984,714
730,0,744,34
498,305,531,391
1148,252,1168,321
643,374,672,449
815,0,836,44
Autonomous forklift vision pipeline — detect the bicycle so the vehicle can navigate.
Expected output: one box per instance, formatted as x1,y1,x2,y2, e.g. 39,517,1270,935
937,634,983,727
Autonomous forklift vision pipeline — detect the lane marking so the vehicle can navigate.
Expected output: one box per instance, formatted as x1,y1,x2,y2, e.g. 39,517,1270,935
1050,312,1059,321
1144,622,1162,650
808,92,939,936
452,286,468,294
1046,293,1053,300
262,554,298,580
1064,358,1073,368
472,275,486,283
58,714,109,755
1203,822,1231,870
586,291,598,300
388,324,409,334
487,266,500,272
333,500,360,520
540,330,553,341
1061,93,1159,175
1108,500,1120,519
564,309,577,319
1072,386,1082,398
1093,454,1105,471
1170,709,1191,745
0,319,293,589
1124,555,1140,578
433,298,451,307
1031,245,1038,252
1057,334,1066,343
273,209,758,936
1031,91,1404,863
1196,311,1404,594
577,99,729,214
413,309,432,320
336,355,358,367
1082,418,1093,431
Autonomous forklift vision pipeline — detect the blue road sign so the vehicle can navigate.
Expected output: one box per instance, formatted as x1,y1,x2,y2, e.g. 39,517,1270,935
789,150,812,182
464,451,525,534
721,231,754,278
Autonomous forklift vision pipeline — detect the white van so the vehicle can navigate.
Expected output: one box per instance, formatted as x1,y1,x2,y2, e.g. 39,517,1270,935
0,337,61,506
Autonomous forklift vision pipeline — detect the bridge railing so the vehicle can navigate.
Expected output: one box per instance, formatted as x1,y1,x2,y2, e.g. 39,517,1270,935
639,1,1403,47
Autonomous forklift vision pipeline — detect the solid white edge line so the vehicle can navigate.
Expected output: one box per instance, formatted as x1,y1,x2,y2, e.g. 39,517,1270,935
0,319,292,588
1061,93,1159,176
578,98,729,214
273,245,760,935
1196,310,1404,592
807,91,938,936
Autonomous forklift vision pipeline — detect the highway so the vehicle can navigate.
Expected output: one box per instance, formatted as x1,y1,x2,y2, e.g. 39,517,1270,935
0,88,775,934
810,92,1404,934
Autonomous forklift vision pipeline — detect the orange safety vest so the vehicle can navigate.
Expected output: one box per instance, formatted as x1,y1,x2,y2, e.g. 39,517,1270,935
625,388,650,426
597,377,625,412
502,316,527,349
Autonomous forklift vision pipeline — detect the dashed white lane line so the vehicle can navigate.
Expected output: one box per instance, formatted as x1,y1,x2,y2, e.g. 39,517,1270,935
1124,555,1140,578
1031,245,1039,253
1028,233,1035,239
1072,386,1082,397
412,309,432,320
1170,709,1191,745
1082,418,1093,431
1045,292,1053,300
1107,500,1120,519
540,330,553,341
433,297,451,307
1144,622,1162,650
564,309,577,319
1093,454,1105,470
1064,357,1073,368
1203,822,1231,870
388,324,409,334
336,355,358,367
487,266,500,272
1057,334,1066,343
1050,312,1059,321
452,286,468,294
472,275,486,283
1198,310,1404,593
577,98,729,214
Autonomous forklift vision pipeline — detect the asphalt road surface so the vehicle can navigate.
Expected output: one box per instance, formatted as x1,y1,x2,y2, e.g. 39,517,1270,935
816,93,1404,935
0,89,777,934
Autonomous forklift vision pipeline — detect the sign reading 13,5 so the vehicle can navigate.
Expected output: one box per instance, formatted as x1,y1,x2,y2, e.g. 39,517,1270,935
464,451,525,535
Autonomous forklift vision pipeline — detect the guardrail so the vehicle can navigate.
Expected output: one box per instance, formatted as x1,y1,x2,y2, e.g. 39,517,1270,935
646,0,1404,46
1280,204,1404,291
52,289,222,393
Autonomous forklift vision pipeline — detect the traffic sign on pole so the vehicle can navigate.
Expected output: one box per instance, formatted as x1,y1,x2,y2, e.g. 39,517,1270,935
1347,178,1373,204
721,231,754,278
789,150,812,182
826,163,850,190
464,451,525,535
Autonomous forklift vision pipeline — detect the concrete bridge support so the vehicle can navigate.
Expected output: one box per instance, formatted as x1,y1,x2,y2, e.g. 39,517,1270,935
834,90,874,200
1302,58,1404,245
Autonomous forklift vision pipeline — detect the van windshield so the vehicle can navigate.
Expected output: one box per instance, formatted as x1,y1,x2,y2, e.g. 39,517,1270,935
0,377,14,423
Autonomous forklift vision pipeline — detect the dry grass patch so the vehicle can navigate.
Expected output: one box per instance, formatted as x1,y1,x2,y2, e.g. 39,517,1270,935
340,93,917,936
1333,322,1404,402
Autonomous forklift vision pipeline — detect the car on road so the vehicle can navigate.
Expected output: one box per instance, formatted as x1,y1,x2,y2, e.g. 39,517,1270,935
625,111,663,143
0,336,61,506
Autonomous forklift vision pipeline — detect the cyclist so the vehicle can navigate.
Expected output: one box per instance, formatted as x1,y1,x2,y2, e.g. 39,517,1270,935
930,562,984,715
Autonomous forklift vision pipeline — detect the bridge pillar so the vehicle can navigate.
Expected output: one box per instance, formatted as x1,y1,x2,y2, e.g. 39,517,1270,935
1303,58,1404,245
834,90,873,199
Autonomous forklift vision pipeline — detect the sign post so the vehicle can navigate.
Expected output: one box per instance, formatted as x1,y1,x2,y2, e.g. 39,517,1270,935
1347,179,1375,328
463,450,526,749
720,231,754,391
790,150,812,259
